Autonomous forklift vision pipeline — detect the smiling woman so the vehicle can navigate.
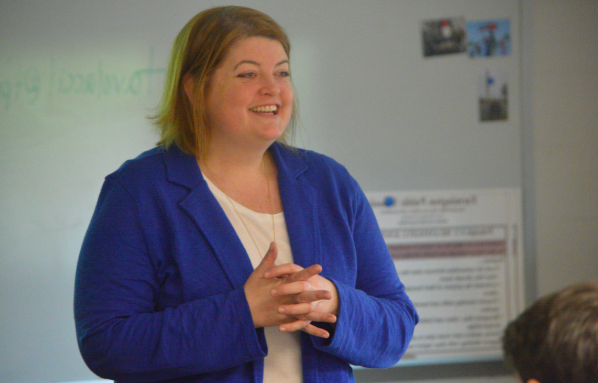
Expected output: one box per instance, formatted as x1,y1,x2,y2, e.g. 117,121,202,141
74,5,418,383
191,37,294,159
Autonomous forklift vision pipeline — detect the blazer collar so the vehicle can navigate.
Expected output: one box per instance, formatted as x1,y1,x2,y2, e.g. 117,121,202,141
162,145,202,190
161,143,309,188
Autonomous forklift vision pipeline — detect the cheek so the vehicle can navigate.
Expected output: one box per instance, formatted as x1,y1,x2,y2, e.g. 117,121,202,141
282,85,294,106
226,86,256,109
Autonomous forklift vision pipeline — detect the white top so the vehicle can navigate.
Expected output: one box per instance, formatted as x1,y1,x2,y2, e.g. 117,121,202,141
203,174,303,383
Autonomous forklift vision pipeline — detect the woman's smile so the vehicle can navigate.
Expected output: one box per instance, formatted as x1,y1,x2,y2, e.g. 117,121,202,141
249,104,279,115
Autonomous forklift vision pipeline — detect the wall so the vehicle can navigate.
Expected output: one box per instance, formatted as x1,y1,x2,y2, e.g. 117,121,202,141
528,0,598,296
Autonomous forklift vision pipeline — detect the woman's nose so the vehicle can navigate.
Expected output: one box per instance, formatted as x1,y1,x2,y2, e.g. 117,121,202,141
259,76,280,96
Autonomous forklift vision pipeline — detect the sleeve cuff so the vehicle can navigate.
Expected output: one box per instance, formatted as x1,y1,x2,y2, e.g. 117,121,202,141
230,286,268,359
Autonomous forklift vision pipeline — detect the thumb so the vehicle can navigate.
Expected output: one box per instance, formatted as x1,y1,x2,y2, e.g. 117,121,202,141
256,242,277,272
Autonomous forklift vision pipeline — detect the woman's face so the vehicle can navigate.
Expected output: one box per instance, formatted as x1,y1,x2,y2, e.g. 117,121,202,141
202,36,293,150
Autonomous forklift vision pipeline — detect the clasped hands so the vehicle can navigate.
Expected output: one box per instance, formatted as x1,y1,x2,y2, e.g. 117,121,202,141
244,242,339,339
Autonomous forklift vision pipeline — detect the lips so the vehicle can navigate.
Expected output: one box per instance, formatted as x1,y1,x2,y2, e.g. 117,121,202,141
249,105,278,115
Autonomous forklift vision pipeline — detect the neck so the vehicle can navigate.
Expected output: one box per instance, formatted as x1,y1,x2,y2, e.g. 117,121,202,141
201,137,275,178
199,140,282,215
198,143,279,198
202,149,265,179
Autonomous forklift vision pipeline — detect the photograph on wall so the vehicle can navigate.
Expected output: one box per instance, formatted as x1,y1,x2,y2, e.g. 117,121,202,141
478,68,508,121
422,17,466,57
466,19,511,58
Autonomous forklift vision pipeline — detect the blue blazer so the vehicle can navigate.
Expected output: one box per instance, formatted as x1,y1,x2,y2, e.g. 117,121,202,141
75,143,418,383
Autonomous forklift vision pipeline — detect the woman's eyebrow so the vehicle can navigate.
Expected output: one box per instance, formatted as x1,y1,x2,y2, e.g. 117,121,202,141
234,60,259,70
233,59,289,70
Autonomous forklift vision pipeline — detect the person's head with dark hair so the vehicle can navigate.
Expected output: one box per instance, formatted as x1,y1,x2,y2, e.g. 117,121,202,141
502,281,598,383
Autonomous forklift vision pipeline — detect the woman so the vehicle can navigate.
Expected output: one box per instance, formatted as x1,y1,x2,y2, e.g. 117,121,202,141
75,6,418,383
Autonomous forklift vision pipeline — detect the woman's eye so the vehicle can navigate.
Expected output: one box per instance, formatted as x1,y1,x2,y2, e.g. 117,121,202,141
238,72,256,78
278,71,290,77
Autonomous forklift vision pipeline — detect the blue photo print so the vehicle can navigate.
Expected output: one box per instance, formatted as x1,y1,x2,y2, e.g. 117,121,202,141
466,19,511,58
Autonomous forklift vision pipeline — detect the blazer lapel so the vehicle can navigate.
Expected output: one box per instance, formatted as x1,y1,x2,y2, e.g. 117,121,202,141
163,147,254,289
270,144,322,269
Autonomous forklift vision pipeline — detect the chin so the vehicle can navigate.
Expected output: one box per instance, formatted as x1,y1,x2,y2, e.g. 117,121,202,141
260,126,287,141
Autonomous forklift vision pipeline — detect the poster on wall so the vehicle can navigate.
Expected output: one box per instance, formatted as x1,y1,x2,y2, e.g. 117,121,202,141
367,188,524,365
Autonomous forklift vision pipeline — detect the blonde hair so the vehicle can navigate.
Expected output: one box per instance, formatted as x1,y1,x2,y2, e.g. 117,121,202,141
152,6,297,159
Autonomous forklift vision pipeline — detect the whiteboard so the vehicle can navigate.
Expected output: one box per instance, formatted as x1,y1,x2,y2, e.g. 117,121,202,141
0,1,522,382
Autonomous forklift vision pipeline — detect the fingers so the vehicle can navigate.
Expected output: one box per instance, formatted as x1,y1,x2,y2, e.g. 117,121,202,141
278,303,337,323
270,280,313,296
302,324,330,339
264,263,322,281
279,320,330,339
298,289,332,302
263,262,303,279
286,264,323,282
271,285,331,302
255,242,277,272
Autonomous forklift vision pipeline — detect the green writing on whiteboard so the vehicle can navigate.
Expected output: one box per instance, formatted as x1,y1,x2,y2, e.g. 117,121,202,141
0,50,165,110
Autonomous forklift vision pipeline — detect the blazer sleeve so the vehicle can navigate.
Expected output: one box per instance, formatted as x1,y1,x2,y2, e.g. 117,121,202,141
311,175,419,368
74,177,267,382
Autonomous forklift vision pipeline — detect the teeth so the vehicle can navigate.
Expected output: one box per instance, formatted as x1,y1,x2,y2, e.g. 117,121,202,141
250,105,277,113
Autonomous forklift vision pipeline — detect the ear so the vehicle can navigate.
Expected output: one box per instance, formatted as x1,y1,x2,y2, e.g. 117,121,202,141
182,73,195,102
